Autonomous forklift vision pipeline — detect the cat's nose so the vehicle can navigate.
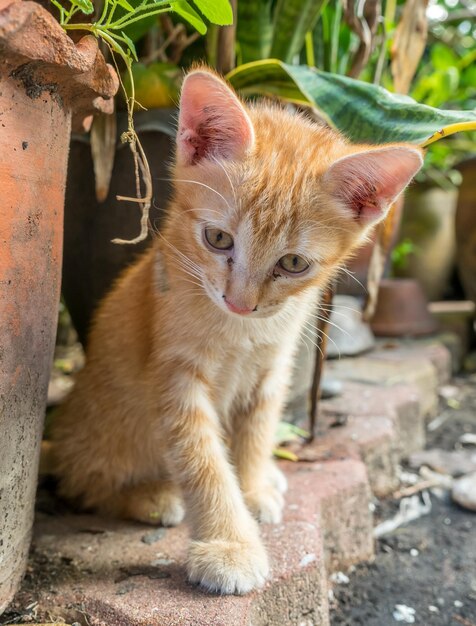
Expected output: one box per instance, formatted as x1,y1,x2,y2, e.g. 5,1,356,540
223,297,256,315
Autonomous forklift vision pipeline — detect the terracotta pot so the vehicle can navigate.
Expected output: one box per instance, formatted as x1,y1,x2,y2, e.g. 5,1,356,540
370,278,438,337
395,185,458,301
0,0,117,612
63,109,175,345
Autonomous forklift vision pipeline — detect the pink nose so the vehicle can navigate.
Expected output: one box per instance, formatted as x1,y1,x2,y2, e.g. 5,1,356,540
224,298,254,315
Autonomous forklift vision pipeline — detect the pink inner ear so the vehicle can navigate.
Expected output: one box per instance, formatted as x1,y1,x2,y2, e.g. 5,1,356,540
326,147,423,223
177,71,254,166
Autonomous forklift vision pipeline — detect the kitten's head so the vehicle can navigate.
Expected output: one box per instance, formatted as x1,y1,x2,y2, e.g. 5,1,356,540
166,68,423,318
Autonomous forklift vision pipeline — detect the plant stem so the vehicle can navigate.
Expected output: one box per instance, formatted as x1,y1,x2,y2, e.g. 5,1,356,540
111,7,169,30
110,0,171,28
305,31,315,67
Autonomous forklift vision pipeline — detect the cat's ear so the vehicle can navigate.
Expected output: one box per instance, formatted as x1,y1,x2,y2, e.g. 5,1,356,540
176,69,255,166
324,146,423,224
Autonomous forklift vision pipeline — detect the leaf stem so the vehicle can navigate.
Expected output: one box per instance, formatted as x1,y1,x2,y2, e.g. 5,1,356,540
305,31,315,67
110,0,171,28
111,7,169,30
422,121,476,147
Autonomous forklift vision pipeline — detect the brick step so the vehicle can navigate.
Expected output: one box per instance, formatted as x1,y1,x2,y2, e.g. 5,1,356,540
11,339,452,625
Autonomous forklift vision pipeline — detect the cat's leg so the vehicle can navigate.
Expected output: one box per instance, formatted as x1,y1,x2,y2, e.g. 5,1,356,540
161,370,269,595
99,479,185,526
232,364,291,524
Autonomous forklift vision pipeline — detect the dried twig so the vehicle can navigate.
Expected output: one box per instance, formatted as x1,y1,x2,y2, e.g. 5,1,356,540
392,479,444,499
453,615,476,626
108,55,153,246
216,0,237,74
391,0,429,94
344,0,381,78
309,283,335,441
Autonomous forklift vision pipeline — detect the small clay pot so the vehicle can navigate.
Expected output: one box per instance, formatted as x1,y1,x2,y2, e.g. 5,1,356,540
370,279,438,337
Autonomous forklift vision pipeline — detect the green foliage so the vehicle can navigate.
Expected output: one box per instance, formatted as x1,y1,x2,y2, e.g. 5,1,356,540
227,60,476,145
173,1,208,35
391,238,417,274
412,47,476,108
52,0,232,66
236,0,273,64
270,0,327,63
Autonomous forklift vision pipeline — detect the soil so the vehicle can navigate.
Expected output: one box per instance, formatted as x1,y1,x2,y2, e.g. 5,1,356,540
330,374,476,626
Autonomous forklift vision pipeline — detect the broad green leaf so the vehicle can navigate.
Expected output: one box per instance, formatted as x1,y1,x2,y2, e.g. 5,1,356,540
192,0,233,25
116,0,135,11
237,0,273,64
172,0,207,34
227,60,476,145
270,0,326,63
70,0,94,15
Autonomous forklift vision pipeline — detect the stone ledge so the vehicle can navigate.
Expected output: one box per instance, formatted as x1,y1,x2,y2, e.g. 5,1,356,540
6,339,453,625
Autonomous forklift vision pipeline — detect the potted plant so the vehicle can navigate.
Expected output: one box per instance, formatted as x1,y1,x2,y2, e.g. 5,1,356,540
59,0,476,424
393,26,476,301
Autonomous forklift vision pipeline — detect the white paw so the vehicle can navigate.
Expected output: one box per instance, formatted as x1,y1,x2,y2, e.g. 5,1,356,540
127,487,185,526
157,497,186,527
187,539,269,595
245,487,284,524
267,463,288,494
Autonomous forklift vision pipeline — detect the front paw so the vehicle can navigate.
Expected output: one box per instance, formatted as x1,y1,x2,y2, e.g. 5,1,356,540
187,538,269,595
266,463,288,494
245,487,284,524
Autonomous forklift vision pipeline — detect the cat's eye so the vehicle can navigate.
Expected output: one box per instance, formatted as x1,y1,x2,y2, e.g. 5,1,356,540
204,227,234,251
278,254,309,274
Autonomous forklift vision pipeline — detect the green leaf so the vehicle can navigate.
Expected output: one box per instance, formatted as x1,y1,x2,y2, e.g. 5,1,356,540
192,0,233,25
227,60,476,145
273,447,298,462
70,0,94,15
172,0,207,34
121,30,138,61
430,43,458,71
116,0,135,11
236,0,273,64
270,0,326,63
275,421,309,445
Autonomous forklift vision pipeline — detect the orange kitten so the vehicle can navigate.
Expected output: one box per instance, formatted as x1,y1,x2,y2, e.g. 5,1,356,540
51,68,423,594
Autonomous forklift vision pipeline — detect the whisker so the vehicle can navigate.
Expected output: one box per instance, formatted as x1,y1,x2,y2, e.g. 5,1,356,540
211,156,237,207
157,232,202,274
338,266,367,292
157,177,232,210
301,329,324,360
319,303,362,315
306,324,341,357
304,312,351,339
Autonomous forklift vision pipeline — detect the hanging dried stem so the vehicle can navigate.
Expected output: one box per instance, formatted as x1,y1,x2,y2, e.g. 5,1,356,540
344,0,381,79
109,55,153,246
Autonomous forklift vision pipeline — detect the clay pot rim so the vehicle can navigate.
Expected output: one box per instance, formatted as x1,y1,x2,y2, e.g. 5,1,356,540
0,0,119,126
